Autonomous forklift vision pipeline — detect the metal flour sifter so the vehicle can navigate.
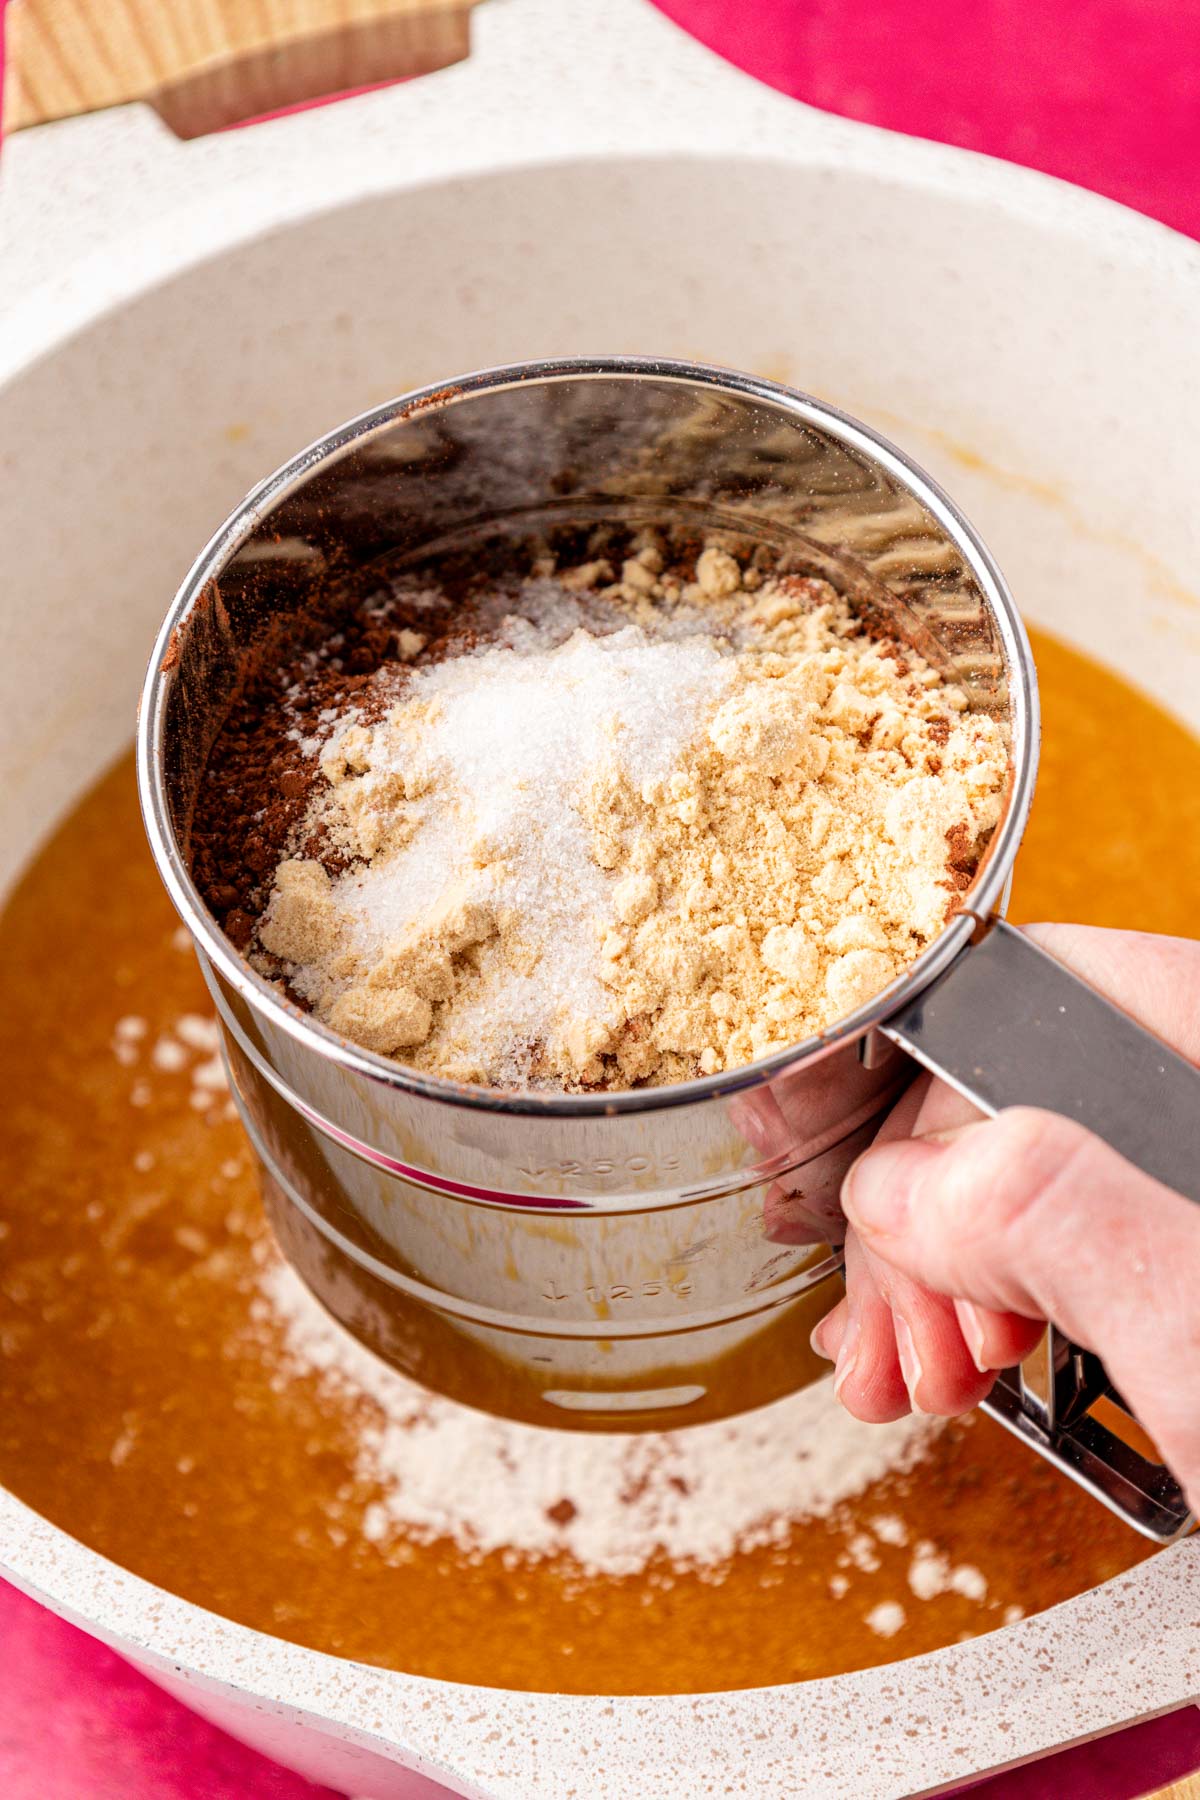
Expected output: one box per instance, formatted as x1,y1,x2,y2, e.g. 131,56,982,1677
138,357,1200,1543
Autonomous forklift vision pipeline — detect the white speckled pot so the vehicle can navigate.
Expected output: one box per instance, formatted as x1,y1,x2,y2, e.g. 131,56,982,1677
1,2,1199,1793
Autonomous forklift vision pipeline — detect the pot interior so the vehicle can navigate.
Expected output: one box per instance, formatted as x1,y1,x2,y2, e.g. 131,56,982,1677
1,154,1198,1704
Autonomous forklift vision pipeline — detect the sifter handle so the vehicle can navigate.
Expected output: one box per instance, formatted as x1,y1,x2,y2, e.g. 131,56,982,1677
881,919,1200,1204
880,918,1200,1543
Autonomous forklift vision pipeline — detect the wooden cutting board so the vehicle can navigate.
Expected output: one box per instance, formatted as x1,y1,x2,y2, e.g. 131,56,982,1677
2,0,480,137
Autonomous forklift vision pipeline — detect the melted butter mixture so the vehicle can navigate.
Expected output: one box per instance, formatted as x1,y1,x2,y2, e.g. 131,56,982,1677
0,629,1196,1696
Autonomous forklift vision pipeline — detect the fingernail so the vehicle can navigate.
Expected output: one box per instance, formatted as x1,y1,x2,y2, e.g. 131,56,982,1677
954,1298,990,1373
810,1316,834,1361
893,1312,928,1413
833,1310,860,1401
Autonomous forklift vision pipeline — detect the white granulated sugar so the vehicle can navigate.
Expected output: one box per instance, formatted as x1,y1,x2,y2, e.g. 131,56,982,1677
417,623,723,794
331,804,466,948
324,625,736,1081
255,1259,939,1576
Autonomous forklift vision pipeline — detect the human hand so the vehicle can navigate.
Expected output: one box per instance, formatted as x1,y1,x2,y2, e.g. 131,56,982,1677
811,924,1200,1511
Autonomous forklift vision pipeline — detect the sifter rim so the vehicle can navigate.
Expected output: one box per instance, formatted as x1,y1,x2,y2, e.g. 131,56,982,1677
136,355,1040,1119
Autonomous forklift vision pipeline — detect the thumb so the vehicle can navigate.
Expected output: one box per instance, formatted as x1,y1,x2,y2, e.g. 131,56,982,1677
843,1106,1200,1509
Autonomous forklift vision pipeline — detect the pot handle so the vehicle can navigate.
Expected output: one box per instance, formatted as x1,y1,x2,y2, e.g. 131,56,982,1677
2,0,479,139
880,919,1200,1204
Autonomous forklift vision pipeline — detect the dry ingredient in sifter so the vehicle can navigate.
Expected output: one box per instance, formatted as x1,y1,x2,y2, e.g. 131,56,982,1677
199,542,1008,1089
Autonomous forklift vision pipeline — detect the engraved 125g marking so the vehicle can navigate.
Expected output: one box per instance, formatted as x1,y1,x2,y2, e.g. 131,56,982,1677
542,1279,694,1303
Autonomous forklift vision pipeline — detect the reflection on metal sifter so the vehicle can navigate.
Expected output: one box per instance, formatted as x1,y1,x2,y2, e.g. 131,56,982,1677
138,357,1200,1543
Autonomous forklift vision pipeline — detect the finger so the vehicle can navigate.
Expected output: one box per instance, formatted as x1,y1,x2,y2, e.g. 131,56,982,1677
820,1228,1034,1411
843,1106,1200,1507
953,1297,1045,1372
862,1241,996,1416
811,1294,846,1363
879,1074,1042,1380
1022,924,1200,1062
828,1232,911,1423
908,1074,983,1136
836,1076,1031,1409
811,1246,912,1422
870,1070,934,1143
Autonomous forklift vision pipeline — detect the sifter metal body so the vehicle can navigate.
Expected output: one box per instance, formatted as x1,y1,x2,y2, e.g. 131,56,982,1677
139,358,1200,1542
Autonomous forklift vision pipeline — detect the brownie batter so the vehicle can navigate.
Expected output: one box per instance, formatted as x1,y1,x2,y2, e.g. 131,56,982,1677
0,628,1190,1694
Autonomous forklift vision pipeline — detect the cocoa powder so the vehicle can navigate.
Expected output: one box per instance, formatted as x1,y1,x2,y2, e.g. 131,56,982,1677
191,582,458,946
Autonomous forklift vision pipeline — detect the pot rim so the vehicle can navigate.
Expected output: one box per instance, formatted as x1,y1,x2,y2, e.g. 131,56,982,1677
8,0,1200,1786
137,354,1038,1119
2,1483,1198,1800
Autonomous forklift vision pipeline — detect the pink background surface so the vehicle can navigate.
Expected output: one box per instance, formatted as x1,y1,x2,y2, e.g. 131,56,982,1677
2,0,1199,1793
